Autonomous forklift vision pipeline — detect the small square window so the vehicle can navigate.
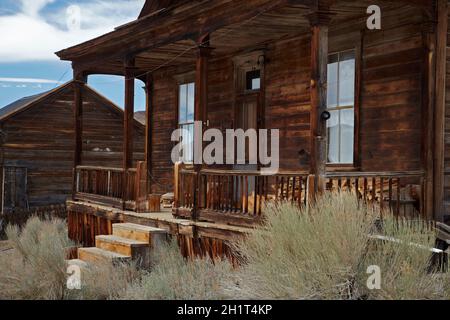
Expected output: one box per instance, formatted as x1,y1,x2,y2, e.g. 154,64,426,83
246,70,261,91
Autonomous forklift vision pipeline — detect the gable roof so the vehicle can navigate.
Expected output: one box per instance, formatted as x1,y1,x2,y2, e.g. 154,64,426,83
0,91,50,120
0,81,74,122
0,81,145,131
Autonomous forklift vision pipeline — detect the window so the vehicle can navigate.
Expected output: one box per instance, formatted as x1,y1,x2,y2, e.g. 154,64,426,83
178,82,195,163
327,50,356,164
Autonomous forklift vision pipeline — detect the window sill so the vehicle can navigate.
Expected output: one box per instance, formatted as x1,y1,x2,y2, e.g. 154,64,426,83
326,164,359,172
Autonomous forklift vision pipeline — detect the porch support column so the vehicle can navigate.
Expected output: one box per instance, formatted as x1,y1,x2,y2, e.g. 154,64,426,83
308,11,331,198
193,34,212,219
434,0,448,222
72,69,87,199
422,18,436,220
144,73,154,194
123,57,137,209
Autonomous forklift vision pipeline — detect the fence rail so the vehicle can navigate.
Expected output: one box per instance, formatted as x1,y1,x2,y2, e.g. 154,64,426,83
74,165,144,211
174,165,426,226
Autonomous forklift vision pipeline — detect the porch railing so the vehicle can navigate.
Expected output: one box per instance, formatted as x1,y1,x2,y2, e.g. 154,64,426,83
174,164,426,226
74,164,145,211
326,171,425,219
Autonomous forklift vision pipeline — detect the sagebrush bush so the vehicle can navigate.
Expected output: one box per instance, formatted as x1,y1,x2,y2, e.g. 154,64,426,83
0,216,141,300
231,192,449,300
0,217,73,299
119,240,233,300
361,217,445,300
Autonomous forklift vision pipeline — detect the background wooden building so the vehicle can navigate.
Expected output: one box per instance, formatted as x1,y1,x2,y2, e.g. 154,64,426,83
0,81,145,213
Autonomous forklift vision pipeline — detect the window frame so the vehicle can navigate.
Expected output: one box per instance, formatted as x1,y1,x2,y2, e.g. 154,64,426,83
326,44,361,170
174,72,196,164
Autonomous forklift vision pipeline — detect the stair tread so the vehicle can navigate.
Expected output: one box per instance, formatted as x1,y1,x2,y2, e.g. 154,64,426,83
113,223,166,234
79,247,130,259
96,235,149,247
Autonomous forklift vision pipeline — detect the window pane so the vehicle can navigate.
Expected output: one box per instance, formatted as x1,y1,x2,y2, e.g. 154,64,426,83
179,84,187,123
339,58,355,107
252,78,261,90
327,61,338,109
180,123,194,163
327,110,340,163
187,83,195,122
340,108,354,164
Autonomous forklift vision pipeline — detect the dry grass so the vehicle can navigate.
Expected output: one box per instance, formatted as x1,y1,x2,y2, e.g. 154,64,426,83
0,217,73,299
0,216,141,300
230,192,449,300
119,240,233,300
0,194,447,300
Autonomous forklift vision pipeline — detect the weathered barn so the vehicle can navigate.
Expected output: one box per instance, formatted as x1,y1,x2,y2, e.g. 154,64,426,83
0,81,145,213
54,0,450,259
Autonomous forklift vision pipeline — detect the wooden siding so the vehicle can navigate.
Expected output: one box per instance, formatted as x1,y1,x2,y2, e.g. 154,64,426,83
0,84,144,208
150,71,178,194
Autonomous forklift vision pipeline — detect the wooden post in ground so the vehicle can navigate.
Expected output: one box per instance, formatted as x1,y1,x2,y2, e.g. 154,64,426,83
193,34,212,220
308,9,331,200
123,57,136,209
72,69,87,200
434,0,448,222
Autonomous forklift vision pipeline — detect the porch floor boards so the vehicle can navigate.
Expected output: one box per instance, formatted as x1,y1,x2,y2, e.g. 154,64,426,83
67,200,253,242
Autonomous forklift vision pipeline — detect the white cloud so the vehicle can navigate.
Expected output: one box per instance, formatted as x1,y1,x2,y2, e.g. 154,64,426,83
0,0,144,62
0,77,62,84
19,0,56,17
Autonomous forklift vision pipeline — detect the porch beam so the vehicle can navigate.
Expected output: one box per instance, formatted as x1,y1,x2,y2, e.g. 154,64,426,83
72,69,87,199
434,0,448,222
308,10,331,196
193,34,212,219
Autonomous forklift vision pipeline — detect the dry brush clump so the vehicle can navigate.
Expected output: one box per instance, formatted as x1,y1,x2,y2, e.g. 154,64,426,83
230,192,449,300
119,239,234,300
0,195,448,300
0,216,141,300
0,217,73,299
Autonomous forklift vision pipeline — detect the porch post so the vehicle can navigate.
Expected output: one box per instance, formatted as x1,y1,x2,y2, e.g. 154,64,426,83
72,69,87,200
123,57,136,209
422,18,437,220
144,73,153,194
308,11,331,198
434,0,448,222
193,34,212,219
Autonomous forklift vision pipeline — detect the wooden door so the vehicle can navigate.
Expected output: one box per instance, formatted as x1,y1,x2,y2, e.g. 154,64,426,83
1,167,29,213
234,93,259,168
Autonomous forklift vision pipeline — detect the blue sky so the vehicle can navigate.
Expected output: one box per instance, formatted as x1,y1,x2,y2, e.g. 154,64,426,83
0,0,146,111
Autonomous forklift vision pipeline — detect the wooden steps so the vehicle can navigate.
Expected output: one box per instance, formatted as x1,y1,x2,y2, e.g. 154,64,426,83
78,247,131,264
76,223,167,266
96,235,148,258
113,223,167,245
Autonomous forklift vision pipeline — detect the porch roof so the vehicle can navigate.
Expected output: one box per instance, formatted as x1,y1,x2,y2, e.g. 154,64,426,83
55,0,431,78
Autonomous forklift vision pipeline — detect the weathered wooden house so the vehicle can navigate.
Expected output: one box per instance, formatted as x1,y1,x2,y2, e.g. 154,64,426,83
55,0,450,258
0,81,145,213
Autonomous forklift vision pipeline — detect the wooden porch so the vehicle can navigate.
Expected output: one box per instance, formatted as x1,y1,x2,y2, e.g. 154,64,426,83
70,162,427,227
